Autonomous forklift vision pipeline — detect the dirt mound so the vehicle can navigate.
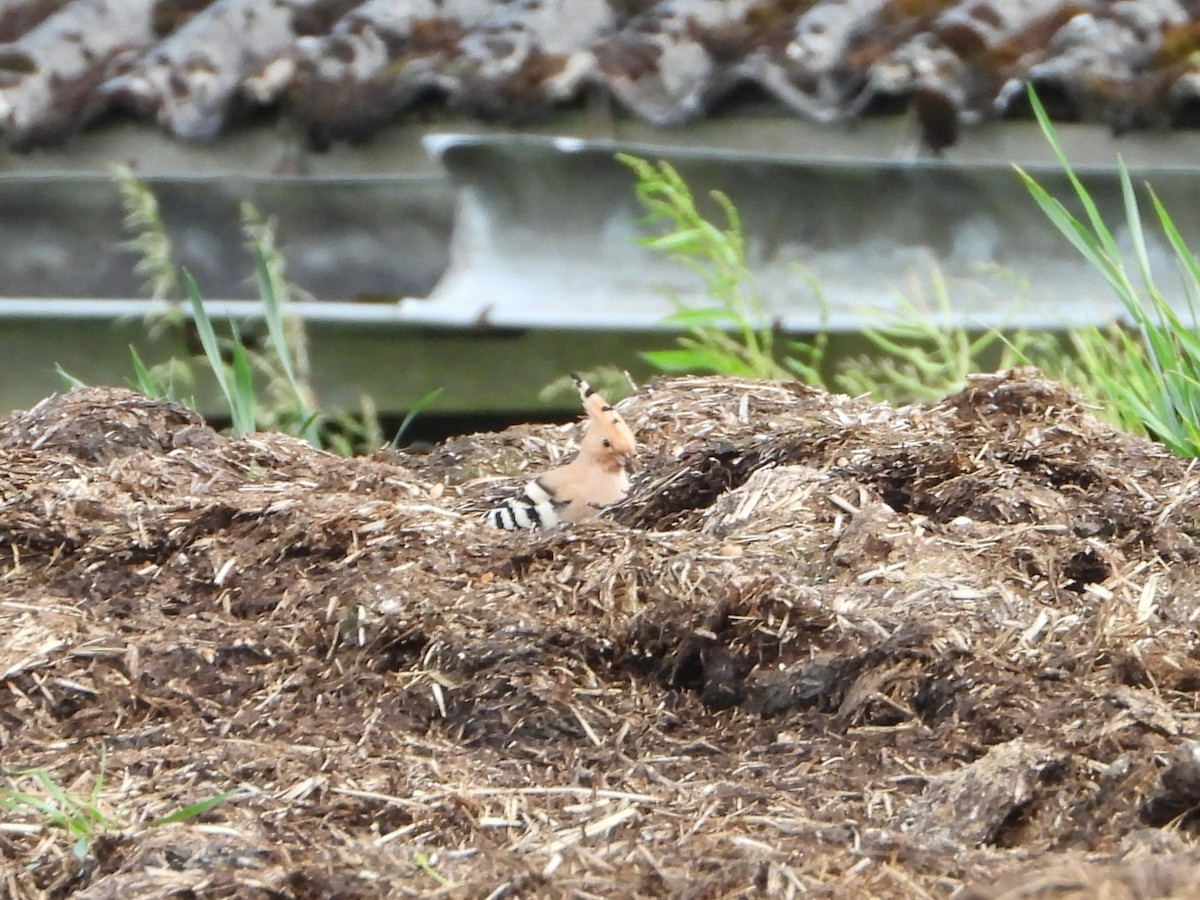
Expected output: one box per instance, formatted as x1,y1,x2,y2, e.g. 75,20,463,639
4,371,1200,898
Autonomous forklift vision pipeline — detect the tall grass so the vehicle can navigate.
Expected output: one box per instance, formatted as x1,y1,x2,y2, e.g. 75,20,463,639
112,164,179,304
834,269,1037,405
624,115,1200,457
62,171,427,453
617,154,810,381
0,757,241,864
1017,86,1200,456
620,153,1035,403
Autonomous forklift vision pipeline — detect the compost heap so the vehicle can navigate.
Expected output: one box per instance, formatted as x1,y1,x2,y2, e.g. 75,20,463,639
3,370,1200,899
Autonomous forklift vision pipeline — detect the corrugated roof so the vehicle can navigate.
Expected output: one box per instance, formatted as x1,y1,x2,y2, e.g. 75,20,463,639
0,0,1198,152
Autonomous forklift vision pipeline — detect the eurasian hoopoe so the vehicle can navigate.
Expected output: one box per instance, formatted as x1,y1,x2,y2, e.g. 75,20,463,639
487,374,637,529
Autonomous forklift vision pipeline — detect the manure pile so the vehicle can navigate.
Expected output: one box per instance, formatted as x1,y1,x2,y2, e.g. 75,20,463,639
3,371,1200,898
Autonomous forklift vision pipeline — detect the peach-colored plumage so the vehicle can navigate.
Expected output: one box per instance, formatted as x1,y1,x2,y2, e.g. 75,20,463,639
487,374,637,529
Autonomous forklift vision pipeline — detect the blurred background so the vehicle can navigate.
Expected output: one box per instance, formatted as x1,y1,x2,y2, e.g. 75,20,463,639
2,0,1199,442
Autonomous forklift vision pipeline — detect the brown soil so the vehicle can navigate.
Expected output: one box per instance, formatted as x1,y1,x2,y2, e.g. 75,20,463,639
4,370,1200,899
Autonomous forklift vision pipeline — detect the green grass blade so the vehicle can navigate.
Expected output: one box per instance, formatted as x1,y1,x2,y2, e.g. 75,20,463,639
0,787,63,820
1119,161,1155,296
30,769,79,815
128,345,167,398
184,270,235,412
55,364,87,390
252,241,320,446
642,347,745,375
1152,189,1200,304
664,307,742,327
228,322,257,436
253,242,298,391
1025,86,1119,252
643,228,705,253
1015,168,1126,293
147,789,242,828
389,388,444,449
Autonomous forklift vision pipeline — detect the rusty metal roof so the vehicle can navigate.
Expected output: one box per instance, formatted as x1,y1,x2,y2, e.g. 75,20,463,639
0,0,1198,152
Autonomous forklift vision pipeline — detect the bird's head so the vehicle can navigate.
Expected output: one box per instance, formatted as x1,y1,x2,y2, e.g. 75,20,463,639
572,373,637,472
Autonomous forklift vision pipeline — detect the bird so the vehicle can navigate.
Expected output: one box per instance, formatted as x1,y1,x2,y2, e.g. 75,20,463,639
487,374,637,529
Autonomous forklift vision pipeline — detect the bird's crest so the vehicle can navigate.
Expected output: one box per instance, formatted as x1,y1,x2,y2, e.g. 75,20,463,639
571,373,636,465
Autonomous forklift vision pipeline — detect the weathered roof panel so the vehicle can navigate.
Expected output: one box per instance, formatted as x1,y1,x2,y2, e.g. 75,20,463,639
0,0,68,43
2,0,1200,150
0,0,157,150
102,0,299,141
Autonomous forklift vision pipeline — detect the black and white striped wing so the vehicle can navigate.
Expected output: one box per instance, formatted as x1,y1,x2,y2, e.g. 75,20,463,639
486,478,567,530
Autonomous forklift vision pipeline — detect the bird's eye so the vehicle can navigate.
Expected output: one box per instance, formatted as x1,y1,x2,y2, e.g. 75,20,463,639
602,438,611,447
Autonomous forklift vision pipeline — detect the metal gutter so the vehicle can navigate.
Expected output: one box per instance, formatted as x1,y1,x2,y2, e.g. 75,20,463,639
417,128,1194,337
0,296,708,330
2,116,1199,418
